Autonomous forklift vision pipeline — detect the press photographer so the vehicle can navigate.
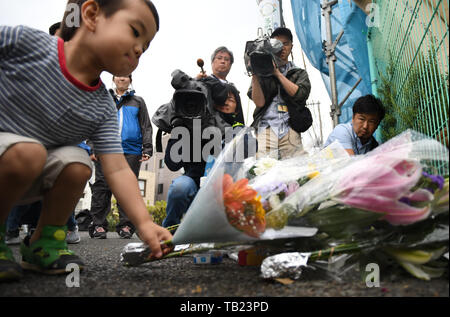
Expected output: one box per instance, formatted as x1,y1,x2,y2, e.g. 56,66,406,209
151,68,250,228
247,27,312,160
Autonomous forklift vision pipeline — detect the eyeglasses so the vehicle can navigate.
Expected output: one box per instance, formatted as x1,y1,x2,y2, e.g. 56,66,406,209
214,55,231,63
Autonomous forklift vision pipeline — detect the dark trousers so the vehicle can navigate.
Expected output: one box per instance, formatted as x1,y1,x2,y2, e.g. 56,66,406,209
90,154,141,232
7,201,77,232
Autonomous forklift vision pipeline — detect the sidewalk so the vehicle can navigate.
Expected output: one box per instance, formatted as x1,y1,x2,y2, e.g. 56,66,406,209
1,231,448,297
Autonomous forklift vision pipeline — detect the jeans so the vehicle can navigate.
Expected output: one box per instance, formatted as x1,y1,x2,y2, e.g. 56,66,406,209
6,201,78,232
6,201,41,232
66,213,77,231
162,175,199,228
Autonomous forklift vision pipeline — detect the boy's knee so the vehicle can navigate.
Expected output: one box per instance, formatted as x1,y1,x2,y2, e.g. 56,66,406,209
62,163,92,184
2,143,47,176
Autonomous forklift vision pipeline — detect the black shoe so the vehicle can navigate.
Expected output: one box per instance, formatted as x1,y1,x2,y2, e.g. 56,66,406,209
92,226,107,239
118,226,133,239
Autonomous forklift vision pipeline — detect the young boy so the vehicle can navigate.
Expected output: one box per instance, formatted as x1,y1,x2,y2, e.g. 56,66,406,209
0,0,172,281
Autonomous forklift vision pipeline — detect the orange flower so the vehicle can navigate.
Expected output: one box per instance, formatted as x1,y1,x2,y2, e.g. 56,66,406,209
223,174,257,211
222,174,266,238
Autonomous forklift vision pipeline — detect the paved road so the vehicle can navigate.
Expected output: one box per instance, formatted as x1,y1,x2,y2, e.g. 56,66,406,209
1,231,448,299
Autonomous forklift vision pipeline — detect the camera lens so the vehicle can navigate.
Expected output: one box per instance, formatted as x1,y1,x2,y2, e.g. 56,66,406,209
174,91,206,117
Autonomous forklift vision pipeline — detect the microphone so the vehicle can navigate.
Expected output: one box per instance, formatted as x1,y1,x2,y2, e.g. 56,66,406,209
197,58,205,74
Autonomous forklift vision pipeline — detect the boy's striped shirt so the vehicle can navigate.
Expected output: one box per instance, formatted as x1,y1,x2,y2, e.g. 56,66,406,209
0,25,123,154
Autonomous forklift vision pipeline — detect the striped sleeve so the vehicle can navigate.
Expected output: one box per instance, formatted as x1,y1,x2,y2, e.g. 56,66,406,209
0,25,22,58
90,109,124,154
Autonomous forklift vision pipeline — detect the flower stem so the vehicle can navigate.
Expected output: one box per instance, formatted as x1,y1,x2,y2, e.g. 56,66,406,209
308,241,374,261
147,241,246,263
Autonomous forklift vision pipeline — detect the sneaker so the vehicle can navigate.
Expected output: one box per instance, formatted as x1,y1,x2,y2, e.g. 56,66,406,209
0,225,23,281
92,226,107,239
5,229,21,245
66,226,81,244
118,226,133,239
20,225,84,275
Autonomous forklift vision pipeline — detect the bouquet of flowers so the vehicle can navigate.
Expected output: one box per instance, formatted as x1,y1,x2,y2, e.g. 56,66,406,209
122,129,448,280
257,130,449,280
266,130,448,227
170,127,350,244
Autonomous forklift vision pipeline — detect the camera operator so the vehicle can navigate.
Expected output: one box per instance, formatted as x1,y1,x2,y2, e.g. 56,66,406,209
197,46,234,83
161,83,246,228
248,27,311,160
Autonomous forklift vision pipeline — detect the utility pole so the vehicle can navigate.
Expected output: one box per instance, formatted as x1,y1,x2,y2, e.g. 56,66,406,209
321,0,342,127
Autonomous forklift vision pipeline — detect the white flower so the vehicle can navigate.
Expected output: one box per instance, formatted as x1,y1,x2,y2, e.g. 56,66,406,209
268,194,281,209
254,157,278,176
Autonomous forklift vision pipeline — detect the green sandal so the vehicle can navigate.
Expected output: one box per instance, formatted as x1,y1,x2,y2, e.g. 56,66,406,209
20,225,84,275
0,224,23,282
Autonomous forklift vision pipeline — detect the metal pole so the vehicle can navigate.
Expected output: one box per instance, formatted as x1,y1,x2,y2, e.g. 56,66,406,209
338,77,362,108
317,102,323,144
321,0,340,127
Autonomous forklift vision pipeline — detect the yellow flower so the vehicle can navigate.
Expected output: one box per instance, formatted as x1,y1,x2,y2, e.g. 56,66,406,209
308,171,320,179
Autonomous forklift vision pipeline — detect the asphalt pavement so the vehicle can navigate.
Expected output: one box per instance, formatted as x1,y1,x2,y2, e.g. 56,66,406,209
1,231,448,299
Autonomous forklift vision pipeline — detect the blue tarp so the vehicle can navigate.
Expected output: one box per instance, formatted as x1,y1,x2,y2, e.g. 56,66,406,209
290,0,372,123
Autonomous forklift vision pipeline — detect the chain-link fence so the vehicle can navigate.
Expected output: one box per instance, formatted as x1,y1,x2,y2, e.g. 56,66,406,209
368,0,449,173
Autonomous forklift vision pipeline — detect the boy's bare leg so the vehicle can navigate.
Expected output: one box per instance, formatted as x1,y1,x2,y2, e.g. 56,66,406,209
0,143,47,223
31,163,91,244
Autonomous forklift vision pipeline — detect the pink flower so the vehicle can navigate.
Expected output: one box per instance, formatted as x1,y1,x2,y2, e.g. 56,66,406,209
334,156,432,225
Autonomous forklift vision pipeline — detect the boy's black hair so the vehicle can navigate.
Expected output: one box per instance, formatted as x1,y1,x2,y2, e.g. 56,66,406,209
60,0,159,42
49,22,62,36
353,94,386,121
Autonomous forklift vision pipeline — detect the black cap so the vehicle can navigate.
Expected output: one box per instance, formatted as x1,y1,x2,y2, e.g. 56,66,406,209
270,27,293,42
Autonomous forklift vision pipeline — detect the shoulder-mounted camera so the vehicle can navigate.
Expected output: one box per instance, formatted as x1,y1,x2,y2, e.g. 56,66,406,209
244,35,283,77
151,70,231,152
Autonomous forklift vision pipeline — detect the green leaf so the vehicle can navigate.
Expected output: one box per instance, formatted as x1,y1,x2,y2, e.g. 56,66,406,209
399,262,432,280
397,261,446,280
306,204,384,239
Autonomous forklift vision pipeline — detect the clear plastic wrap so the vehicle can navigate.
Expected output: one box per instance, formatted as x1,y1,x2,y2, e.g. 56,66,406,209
267,129,449,228
124,129,448,281
171,127,349,244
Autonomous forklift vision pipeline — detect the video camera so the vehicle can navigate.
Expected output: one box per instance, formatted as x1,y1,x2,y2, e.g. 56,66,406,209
244,35,283,77
169,69,211,128
151,69,236,152
152,69,230,132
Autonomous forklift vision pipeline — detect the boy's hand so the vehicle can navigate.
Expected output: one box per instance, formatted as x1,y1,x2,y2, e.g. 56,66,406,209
137,220,173,258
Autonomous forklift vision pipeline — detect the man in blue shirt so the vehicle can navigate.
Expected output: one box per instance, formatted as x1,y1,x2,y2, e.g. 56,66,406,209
323,95,385,155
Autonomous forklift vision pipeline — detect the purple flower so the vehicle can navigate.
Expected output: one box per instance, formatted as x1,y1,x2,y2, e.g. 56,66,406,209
284,182,300,197
422,172,445,193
